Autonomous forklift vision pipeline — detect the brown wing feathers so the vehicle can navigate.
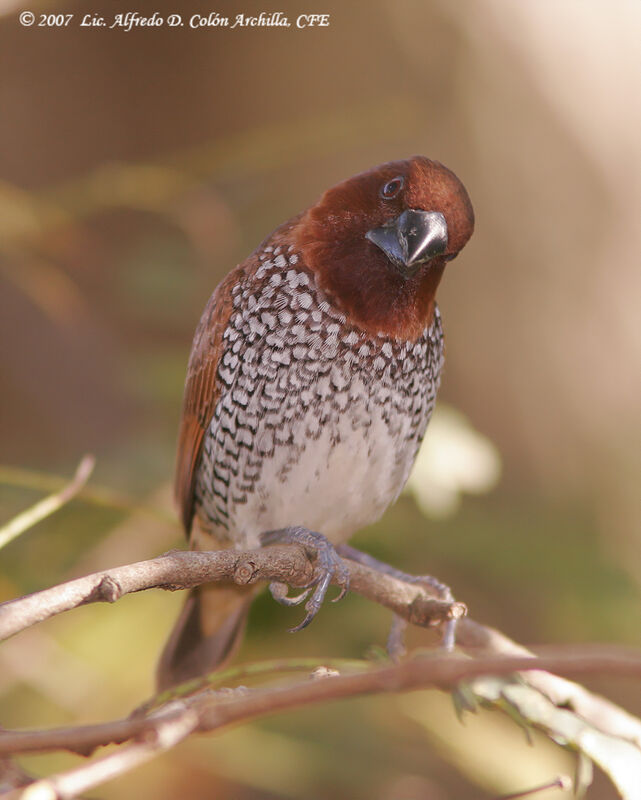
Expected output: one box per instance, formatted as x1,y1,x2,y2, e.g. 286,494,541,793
174,271,239,533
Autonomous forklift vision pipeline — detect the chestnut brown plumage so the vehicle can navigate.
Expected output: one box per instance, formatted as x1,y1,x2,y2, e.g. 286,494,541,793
157,157,474,690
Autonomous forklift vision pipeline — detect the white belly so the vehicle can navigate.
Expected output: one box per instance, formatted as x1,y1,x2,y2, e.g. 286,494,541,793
228,388,419,547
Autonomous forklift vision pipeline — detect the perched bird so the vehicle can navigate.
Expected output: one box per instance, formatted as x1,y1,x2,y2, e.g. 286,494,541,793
157,156,474,690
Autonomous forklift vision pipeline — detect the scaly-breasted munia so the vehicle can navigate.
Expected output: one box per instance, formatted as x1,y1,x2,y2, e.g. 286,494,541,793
157,157,474,690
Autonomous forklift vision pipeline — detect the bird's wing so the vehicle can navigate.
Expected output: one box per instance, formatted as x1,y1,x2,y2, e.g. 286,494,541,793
174,268,241,533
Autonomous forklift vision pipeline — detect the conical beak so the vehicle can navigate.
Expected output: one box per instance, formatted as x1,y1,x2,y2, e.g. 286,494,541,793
365,209,448,276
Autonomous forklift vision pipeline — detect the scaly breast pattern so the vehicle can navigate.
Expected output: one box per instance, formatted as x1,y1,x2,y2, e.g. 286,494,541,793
194,244,444,548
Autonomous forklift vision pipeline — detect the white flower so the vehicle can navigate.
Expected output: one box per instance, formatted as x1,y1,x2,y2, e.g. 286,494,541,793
404,405,501,518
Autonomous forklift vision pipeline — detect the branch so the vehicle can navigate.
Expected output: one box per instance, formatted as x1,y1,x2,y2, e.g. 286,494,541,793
1,545,641,799
0,455,95,551
0,546,463,643
2,706,199,800
1,648,640,759
0,755,32,793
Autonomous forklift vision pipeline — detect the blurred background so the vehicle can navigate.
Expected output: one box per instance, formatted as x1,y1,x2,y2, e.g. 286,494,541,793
1,0,640,797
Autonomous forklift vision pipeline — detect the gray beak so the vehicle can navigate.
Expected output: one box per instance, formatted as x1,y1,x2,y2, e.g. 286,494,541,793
365,209,448,276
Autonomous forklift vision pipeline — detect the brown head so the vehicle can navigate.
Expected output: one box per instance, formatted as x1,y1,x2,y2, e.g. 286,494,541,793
295,156,474,339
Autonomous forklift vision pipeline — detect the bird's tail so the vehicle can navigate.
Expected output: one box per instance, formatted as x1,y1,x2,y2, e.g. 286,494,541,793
156,582,254,692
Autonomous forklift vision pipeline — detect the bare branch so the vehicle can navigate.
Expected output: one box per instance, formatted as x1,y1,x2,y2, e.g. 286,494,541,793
0,755,33,793
3,706,198,800
0,546,462,643
0,463,174,523
498,774,573,799
1,647,640,759
0,456,95,551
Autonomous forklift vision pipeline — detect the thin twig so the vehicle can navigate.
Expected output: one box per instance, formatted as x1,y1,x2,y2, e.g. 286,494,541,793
5,706,199,800
497,774,572,799
0,462,175,523
0,755,33,793
1,647,640,758
0,456,95,551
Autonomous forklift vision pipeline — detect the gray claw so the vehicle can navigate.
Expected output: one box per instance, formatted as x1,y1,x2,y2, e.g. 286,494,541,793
260,527,350,630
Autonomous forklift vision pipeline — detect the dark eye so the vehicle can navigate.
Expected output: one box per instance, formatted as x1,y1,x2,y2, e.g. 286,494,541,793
380,176,404,200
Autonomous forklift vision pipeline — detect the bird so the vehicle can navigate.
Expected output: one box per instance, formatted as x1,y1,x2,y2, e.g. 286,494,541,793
157,156,474,691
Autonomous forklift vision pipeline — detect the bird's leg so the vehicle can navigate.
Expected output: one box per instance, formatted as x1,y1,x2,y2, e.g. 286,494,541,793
336,543,458,655
260,527,351,632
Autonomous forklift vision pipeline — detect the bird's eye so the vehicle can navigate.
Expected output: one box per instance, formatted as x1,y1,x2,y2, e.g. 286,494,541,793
380,176,404,200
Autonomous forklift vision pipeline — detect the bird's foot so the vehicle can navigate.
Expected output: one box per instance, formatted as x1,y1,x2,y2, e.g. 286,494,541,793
336,544,459,657
260,527,350,632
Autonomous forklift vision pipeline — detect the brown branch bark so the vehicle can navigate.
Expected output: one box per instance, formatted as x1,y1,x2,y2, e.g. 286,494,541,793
0,546,463,643
2,706,199,800
1,647,640,759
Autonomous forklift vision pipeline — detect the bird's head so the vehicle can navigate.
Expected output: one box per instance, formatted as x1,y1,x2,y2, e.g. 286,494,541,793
294,156,474,339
